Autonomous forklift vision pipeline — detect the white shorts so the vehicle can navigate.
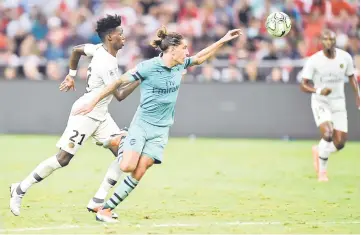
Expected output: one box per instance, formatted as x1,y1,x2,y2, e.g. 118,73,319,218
311,98,348,133
56,113,120,155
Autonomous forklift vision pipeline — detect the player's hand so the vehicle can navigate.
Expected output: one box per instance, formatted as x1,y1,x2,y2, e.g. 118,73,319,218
72,102,96,116
320,88,332,96
220,29,242,43
59,75,76,92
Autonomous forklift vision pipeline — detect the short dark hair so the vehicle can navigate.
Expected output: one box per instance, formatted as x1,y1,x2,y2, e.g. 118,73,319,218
96,14,122,41
150,26,184,52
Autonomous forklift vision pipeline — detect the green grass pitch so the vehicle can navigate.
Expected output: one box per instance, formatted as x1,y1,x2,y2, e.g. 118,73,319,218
0,135,359,234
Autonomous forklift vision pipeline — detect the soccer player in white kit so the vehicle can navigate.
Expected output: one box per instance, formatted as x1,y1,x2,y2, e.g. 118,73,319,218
10,15,139,217
301,29,360,182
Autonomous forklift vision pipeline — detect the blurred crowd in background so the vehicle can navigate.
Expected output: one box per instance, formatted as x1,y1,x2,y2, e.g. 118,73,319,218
0,0,359,83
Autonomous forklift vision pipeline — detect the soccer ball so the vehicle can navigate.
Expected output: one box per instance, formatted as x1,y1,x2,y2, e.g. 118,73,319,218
265,12,292,37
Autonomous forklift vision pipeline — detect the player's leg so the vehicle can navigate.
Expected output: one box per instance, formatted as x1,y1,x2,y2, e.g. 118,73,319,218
311,100,333,181
10,115,97,216
315,122,334,180
96,155,154,223
108,155,153,207
313,109,348,182
118,124,147,173
87,115,125,212
88,121,145,216
96,129,168,222
331,110,348,151
332,130,347,150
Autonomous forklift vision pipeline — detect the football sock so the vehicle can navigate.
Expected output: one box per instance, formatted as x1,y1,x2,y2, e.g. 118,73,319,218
93,157,123,202
103,175,139,210
318,139,331,172
328,141,337,153
18,155,61,194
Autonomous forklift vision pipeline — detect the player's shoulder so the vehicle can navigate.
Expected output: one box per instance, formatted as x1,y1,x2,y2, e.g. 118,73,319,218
85,43,103,56
308,50,323,60
137,57,160,71
93,47,116,64
91,43,103,50
336,48,352,59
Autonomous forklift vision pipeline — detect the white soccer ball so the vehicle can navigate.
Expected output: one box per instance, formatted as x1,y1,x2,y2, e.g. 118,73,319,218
265,12,292,37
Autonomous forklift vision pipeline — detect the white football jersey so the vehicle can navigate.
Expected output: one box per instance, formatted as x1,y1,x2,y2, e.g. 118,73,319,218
302,48,355,101
71,44,120,121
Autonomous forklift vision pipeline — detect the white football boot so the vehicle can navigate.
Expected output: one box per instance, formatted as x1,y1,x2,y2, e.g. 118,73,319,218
10,183,23,216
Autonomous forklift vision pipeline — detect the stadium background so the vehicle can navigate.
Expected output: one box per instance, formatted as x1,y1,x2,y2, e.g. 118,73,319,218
0,0,360,139
0,0,360,234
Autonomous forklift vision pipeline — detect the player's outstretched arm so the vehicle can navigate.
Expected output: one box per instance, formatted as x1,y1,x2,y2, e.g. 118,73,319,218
113,80,140,102
348,75,360,109
59,44,98,92
72,74,132,115
190,29,242,66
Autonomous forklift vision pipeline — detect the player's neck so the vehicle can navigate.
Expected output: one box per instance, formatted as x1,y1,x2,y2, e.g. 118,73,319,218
323,48,336,59
103,44,117,57
161,54,179,68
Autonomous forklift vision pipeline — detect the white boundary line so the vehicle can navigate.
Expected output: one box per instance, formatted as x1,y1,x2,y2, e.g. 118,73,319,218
0,221,359,232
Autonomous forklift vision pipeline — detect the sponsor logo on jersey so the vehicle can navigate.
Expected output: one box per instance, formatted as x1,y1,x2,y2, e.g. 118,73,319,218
340,64,344,69
152,84,180,94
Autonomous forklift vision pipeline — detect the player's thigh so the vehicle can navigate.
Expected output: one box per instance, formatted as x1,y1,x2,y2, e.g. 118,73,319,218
311,99,332,128
120,124,147,171
56,115,98,155
93,113,121,143
142,129,169,165
331,100,348,133
332,111,348,134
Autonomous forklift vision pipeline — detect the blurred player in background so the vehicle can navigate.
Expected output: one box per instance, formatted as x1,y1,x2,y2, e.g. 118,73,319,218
74,26,242,222
10,15,139,217
301,29,360,182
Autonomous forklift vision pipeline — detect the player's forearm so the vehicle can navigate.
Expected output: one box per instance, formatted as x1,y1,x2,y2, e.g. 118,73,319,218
300,79,316,93
114,81,140,102
69,45,87,70
94,78,127,105
349,75,360,96
193,41,224,65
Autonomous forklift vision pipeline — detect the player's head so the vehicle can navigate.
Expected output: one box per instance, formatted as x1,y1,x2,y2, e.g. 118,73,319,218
150,26,189,65
321,29,336,52
96,14,124,50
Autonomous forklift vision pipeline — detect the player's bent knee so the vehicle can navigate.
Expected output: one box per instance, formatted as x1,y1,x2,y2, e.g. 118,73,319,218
322,132,333,142
119,161,137,173
119,151,141,172
56,150,74,167
335,142,345,150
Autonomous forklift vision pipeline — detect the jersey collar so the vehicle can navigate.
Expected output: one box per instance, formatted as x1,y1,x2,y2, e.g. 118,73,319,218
157,56,172,69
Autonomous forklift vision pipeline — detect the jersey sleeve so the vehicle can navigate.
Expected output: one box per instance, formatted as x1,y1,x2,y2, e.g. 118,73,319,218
345,53,355,76
83,44,100,56
302,57,314,80
183,57,194,69
126,61,149,82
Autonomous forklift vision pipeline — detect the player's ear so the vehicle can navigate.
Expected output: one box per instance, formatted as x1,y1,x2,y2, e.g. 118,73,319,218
107,33,112,42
